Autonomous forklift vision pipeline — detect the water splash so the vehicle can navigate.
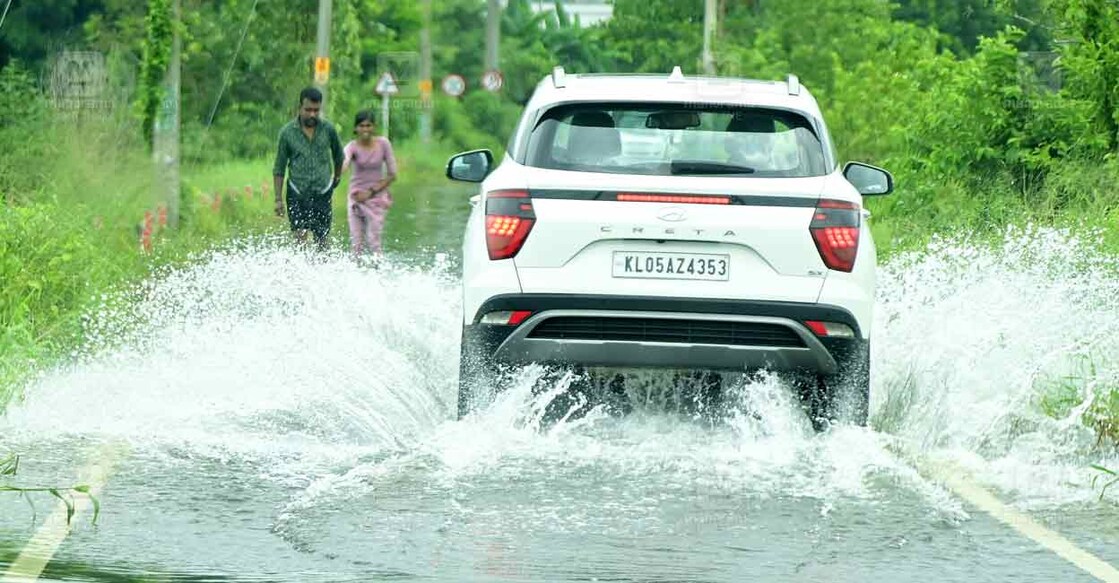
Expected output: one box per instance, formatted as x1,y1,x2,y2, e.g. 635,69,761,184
3,241,460,463
873,224,1119,506
2,225,1116,548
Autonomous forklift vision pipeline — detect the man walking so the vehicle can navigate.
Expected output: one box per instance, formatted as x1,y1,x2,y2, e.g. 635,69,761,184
273,87,345,251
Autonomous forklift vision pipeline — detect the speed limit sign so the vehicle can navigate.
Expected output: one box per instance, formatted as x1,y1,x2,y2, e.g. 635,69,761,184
441,74,466,97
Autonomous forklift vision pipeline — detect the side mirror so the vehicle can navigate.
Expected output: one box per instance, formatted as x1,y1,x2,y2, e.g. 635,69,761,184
446,149,494,183
843,161,893,196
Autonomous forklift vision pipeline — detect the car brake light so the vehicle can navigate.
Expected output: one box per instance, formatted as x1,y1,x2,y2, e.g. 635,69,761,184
810,199,860,272
616,193,731,205
485,190,535,260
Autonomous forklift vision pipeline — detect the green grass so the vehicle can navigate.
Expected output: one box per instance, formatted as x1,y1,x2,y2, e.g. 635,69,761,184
1035,351,1119,448
0,112,282,409
868,159,1119,261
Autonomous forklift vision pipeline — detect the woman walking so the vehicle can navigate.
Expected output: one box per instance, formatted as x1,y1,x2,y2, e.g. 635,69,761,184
341,110,397,259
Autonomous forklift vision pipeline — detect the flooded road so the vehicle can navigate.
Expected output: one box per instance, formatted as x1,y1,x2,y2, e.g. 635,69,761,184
1,216,1117,581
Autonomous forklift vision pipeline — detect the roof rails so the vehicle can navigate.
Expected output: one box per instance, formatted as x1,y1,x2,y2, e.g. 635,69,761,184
549,66,803,94
552,65,566,88
786,74,800,96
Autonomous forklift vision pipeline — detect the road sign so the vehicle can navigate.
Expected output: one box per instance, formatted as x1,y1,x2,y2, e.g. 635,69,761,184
441,74,466,97
481,69,504,92
377,52,420,96
375,71,399,95
314,57,330,84
47,51,109,110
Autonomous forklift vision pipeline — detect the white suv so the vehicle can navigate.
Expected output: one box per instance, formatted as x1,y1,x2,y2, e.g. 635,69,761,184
446,66,893,429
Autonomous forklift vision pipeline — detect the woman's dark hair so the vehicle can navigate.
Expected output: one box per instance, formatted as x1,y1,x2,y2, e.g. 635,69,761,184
353,110,376,128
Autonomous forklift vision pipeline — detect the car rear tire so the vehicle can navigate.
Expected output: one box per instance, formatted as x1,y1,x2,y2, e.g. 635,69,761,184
458,327,498,419
797,340,870,431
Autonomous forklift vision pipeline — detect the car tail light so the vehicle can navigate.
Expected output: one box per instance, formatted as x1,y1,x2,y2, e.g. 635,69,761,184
481,310,533,325
804,320,856,338
810,199,860,272
485,190,534,260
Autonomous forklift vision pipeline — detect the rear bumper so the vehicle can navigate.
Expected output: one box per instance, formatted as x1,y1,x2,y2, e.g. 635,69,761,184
466,294,864,374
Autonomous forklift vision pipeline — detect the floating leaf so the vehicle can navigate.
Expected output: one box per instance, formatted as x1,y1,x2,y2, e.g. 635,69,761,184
48,488,75,525
89,493,101,526
0,454,18,476
1090,464,1118,501
22,491,36,523
1091,464,1117,476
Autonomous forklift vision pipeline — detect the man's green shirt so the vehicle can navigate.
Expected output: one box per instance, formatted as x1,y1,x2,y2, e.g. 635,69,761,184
272,119,344,199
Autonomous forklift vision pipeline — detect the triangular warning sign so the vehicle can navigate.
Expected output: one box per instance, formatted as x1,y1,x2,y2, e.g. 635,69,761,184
375,72,399,95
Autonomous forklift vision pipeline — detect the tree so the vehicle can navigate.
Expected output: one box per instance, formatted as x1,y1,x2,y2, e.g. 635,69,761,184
0,0,108,71
1051,0,1119,152
891,0,1052,54
541,1,611,74
599,0,705,73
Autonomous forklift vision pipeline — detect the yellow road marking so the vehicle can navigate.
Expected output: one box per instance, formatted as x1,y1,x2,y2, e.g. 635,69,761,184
917,456,1119,583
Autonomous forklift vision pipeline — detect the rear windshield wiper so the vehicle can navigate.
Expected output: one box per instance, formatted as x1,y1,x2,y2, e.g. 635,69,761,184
670,160,756,175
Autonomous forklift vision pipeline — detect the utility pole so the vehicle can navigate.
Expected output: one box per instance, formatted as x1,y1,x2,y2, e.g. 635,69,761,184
485,0,500,72
314,0,332,119
702,0,717,74
155,0,182,229
169,0,181,228
419,0,432,143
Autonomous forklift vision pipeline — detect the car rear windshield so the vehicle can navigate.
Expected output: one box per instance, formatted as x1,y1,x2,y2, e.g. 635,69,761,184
523,103,829,178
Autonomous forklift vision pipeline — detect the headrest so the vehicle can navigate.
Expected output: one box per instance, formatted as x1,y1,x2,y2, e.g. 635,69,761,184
726,113,775,134
571,110,616,129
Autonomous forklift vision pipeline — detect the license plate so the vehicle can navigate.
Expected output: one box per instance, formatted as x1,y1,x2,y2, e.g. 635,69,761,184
612,251,730,281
